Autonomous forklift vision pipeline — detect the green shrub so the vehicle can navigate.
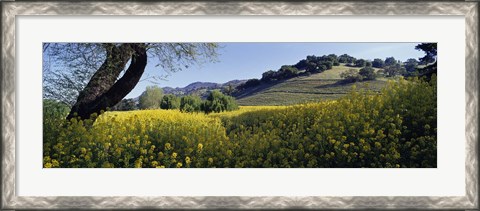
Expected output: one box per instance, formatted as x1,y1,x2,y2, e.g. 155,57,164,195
180,95,202,113
203,90,239,113
340,69,363,83
160,94,180,110
43,99,70,119
359,67,377,80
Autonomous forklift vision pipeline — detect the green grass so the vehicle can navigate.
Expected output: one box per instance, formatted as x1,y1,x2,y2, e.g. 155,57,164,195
236,64,388,106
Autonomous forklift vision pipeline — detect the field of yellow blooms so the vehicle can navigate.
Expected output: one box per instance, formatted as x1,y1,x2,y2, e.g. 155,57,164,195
43,77,436,168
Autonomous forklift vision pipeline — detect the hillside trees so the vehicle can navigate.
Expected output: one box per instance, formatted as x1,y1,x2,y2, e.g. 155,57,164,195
258,66,301,83
277,65,300,79
340,69,363,83
261,70,276,82
358,66,377,80
365,60,372,67
338,54,356,65
355,59,366,67
293,59,308,70
404,58,419,76
372,58,385,68
237,78,262,90
383,63,406,77
340,67,377,82
385,57,397,66
43,43,219,120
246,53,358,90
295,55,335,73
328,54,340,66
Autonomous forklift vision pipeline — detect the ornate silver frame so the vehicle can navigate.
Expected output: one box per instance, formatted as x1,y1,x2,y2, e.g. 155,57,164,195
1,1,478,210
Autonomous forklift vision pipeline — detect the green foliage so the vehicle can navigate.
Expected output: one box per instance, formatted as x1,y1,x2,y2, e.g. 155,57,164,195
277,65,300,79
180,95,202,113
261,70,276,82
139,86,163,109
160,94,180,110
328,54,340,66
384,57,397,66
338,54,356,65
294,59,308,70
359,67,377,80
340,69,363,83
133,90,240,114
43,99,71,119
355,59,366,67
258,65,300,83
43,76,436,168
404,58,419,76
239,78,262,90
203,90,239,113
340,66,376,83
365,60,372,67
372,58,385,68
383,63,406,77
43,99,71,162
303,55,334,73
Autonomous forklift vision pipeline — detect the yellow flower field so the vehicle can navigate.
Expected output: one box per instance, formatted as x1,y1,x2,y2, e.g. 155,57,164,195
44,77,436,168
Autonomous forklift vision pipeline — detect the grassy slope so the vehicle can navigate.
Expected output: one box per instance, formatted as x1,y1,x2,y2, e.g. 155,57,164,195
236,64,387,106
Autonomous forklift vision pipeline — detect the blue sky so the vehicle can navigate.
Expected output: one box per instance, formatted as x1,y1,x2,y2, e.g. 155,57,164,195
126,42,424,98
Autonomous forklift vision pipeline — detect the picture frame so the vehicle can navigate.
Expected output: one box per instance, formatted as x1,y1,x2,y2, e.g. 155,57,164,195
1,1,478,210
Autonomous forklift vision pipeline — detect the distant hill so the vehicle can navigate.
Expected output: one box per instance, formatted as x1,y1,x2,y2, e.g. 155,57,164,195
233,64,388,106
160,80,246,98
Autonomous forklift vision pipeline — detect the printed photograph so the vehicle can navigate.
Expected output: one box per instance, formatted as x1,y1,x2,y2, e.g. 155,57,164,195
42,43,437,168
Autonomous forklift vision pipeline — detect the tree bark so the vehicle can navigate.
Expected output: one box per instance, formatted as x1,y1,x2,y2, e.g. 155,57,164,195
67,44,147,120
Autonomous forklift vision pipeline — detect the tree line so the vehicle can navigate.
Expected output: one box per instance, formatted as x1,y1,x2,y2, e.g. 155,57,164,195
339,56,419,83
236,54,341,91
340,43,437,83
113,87,238,114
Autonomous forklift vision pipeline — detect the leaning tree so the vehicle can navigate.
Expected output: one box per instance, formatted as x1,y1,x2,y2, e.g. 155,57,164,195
43,43,218,120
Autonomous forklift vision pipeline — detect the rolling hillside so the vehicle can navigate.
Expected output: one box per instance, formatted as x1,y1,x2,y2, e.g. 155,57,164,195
235,64,387,106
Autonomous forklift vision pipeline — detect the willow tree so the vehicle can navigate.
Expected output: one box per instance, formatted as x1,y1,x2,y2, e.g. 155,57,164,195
43,43,218,120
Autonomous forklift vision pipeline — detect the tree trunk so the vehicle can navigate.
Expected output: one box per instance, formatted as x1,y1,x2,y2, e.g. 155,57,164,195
67,44,147,120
